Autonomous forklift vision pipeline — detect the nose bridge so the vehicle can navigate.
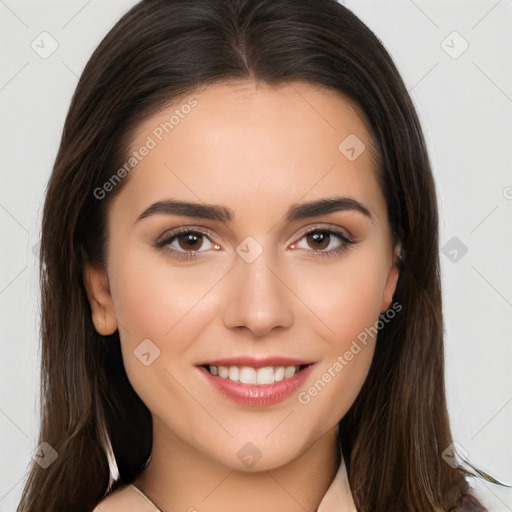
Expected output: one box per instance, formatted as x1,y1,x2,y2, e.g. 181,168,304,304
221,238,294,336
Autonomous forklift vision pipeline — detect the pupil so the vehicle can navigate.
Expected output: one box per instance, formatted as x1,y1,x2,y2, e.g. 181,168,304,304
180,233,202,251
308,232,329,250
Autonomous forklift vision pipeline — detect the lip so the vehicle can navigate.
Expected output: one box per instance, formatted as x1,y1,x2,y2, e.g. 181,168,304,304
198,362,315,406
198,355,313,368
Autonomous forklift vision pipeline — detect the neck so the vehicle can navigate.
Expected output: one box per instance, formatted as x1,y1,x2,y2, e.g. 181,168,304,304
134,420,341,512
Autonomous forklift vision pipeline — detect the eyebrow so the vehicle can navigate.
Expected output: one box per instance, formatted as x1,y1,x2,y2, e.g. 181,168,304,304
136,196,374,224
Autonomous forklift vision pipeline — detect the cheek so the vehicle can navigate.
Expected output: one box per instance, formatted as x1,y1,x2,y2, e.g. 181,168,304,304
105,245,224,424
107,241,226,344
291,252,388,419
293,250,389,343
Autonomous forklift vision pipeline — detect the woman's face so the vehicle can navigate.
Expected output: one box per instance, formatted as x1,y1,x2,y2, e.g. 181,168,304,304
85,80,399,471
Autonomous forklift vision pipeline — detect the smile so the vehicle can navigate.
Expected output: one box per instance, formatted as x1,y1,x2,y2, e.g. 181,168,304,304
206,364,306,385
198,359,315,406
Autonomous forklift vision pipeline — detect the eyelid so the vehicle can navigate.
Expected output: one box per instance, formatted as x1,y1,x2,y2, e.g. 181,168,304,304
154,223,355,260
155,225,218,245
155,223,352,245
292,223,353,244
153,226,220,258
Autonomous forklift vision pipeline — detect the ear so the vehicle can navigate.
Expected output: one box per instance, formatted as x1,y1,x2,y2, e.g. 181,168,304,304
83,262,118,335
380,243,401,313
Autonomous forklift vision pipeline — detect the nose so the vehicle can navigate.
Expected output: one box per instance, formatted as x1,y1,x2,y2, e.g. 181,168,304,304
221,249,294,337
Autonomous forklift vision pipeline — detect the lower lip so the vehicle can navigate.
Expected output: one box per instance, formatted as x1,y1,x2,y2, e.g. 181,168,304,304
198,365,315,406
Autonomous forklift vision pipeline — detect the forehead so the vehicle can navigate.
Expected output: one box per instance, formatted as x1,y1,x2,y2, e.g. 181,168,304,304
114,80,385,226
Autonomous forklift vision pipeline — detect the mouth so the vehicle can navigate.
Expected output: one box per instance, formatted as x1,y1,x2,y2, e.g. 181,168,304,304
200,363,311,385
197,358,315,406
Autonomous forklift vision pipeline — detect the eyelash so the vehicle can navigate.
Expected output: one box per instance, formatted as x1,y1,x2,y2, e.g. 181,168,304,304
153,225,354,261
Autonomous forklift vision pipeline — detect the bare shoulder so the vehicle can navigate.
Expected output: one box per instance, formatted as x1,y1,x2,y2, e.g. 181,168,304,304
92,484,159,512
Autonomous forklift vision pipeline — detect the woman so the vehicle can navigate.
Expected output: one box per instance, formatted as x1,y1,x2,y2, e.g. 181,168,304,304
17,0,496,510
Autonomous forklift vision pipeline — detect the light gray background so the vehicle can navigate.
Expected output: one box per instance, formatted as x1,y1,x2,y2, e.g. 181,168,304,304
1,0,511,510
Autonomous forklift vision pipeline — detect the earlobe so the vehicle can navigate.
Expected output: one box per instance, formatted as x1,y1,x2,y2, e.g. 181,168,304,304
380,244,401,313
83,263,118,335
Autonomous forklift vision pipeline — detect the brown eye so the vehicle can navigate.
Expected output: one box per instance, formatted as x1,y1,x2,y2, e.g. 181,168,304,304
177,233,204,251
306,232,331,251
291,228,353,258
155,229,216,256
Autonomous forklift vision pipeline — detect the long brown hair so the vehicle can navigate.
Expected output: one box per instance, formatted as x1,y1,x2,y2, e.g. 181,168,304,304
18,1,492,510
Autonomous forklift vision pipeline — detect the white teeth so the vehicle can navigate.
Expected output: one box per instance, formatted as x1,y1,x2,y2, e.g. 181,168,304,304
274,367,285,382
256,367,274,385
284,365,297,378
239,367,256,384
207,364,302,384
228,366,239,381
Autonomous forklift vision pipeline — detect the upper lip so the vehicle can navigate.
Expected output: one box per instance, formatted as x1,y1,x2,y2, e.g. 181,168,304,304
198,356,315,368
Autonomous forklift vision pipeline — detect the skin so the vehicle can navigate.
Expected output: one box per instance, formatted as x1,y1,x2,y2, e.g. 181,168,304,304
85,80,400,512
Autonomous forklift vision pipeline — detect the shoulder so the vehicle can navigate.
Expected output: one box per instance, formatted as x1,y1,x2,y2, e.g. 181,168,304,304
92,484,159,512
